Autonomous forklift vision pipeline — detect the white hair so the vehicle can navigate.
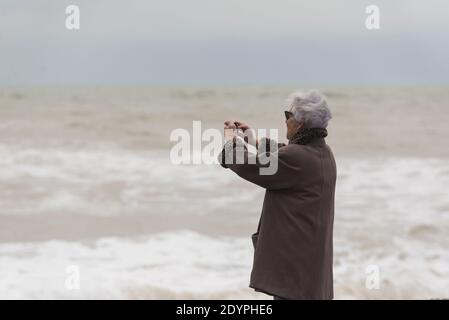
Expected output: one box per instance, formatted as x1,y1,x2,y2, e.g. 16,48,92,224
286,90,332,128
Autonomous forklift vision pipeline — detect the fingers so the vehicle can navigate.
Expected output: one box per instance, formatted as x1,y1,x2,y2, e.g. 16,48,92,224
225,120,248,126
224,120,237,129
234,121,249,131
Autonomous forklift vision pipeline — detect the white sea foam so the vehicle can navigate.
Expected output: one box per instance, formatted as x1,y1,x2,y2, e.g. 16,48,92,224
0,231,257,299
1,147,449,299
0,146,246,216
0,228,448,299
1,145,448,224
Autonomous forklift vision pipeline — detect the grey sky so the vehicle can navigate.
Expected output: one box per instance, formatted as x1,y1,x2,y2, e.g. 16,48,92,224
1,0,448,85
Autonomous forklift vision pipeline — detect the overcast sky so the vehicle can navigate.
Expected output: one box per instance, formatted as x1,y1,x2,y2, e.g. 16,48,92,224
1,0,448,85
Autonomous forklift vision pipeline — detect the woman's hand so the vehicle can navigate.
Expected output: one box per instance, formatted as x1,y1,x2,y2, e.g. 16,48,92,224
224,120,258,147
235,121,258,147
234,121,250,132
224,120,237,141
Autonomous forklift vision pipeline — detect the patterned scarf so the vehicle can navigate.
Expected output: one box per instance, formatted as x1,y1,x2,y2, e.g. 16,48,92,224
288,127,328,145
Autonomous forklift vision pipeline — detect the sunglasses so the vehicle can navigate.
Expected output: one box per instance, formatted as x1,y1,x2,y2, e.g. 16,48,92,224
284,110,294,121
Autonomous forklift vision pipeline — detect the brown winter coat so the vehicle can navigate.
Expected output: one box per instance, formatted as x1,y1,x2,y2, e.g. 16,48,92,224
220,136,337,299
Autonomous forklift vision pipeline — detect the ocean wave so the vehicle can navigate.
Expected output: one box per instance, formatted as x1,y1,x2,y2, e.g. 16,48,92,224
0,229,448,299
0,146,246,216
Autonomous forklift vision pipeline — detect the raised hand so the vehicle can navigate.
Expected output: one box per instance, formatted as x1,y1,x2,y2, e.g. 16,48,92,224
234,121,250,132
224,120,237,141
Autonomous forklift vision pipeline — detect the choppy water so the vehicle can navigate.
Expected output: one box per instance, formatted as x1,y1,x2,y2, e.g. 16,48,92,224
0,86,448,299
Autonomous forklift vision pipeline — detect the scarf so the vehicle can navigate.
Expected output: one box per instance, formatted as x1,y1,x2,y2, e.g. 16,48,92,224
288,127,328,145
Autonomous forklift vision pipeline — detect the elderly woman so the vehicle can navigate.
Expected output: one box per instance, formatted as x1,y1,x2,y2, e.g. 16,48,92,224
219,90,336,300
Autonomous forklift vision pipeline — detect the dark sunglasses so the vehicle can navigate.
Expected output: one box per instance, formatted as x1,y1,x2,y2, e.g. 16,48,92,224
284,111,294,121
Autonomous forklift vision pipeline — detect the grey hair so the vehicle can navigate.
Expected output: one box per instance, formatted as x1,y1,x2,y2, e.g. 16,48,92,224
286,90,332,128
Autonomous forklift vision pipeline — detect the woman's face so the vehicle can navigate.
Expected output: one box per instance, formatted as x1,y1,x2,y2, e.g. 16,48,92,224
285,110,304,140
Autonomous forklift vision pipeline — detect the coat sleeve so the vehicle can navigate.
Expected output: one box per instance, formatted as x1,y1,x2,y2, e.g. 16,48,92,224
218,136,300,190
